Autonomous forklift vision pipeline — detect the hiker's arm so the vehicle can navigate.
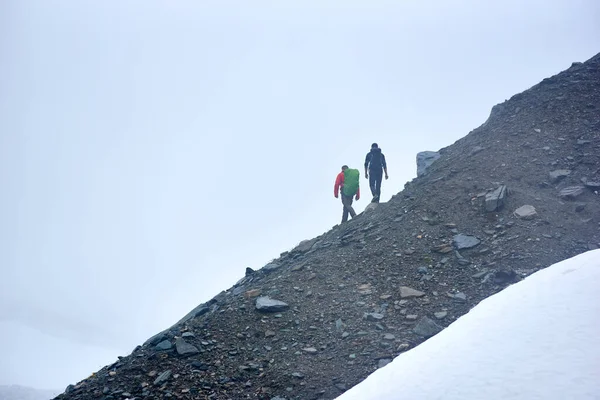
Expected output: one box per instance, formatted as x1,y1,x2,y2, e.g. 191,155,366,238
364,153,370,178
383,154,389,179
334,173,344,198
355,187,360,200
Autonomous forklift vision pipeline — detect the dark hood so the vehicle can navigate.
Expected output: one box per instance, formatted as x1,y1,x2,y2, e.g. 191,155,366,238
370,148,382,154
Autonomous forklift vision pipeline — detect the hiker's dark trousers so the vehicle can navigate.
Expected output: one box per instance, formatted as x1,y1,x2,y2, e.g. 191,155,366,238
341,194,357,223
369,168,383,198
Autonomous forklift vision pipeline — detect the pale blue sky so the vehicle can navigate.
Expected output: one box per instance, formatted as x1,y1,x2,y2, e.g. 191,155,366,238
1,0,598,390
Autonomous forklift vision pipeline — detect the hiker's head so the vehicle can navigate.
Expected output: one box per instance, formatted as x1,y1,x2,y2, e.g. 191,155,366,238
371,143,379,149
341,165,349,171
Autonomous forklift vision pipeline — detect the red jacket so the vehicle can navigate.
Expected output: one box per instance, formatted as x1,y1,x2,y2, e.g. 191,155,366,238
334,171,360,199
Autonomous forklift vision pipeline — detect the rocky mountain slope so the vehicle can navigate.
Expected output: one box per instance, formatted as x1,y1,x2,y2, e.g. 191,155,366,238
54,52,600,400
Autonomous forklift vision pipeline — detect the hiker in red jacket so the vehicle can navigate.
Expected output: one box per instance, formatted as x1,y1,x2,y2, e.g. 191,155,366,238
334,165,361,223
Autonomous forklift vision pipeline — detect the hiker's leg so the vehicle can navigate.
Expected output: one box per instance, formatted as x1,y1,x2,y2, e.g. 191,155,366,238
373,169,383,197
346,195,357,218
341,196,349,223
369,172,377,196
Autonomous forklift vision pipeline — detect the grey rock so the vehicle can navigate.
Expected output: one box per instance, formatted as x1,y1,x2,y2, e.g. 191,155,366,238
255,296,290,312
514,205,537,219
144,331,168,347
493,270,518,284
291,372,305,379
155,340,172,351
175,303,210,325
335,319,345,331
434,311,448,319
364,203,379,213
559,186,585,199
452,292,467,302
549,169,571,183
413,317,443,337
399,286,425,298
365,312,384,321
153,370,172,386
303,347,318,354
453,234,481,250
581,178,600,189
417,266,429,274
175,338,199,356
378,359,392,368
182,332,195,338
416,151,441,176
470,146,485,156
485,185,507,212
293,238,318,253
383,333,396,340
263,262,282,271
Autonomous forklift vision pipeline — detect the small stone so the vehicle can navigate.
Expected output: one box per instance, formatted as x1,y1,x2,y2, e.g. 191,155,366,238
549,169,571,183
303,347,317,354
383,333,396,340
417,266,429,274
432,244,453,253
559,186,585,199
399,286,425,298
334,383,348,391
514,205,537,220
175,338,199,356
406,314,418,320
582,179,600,189
265,330,276,338
255,297,289,312
365,312,384,321
181,332,195,338
153,370,172,386
434,311,448,319
244,289,262,299
291,372,305,379
397,343,410,352
453,234,481,249
413,317,443,337
452,292,467,302
155,340,172,351
378,359,392,368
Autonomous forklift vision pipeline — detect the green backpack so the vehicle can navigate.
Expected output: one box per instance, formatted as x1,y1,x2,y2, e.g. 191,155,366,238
342,168,360,197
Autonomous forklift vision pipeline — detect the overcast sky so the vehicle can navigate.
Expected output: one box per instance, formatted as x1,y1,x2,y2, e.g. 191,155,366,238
1,0,598,391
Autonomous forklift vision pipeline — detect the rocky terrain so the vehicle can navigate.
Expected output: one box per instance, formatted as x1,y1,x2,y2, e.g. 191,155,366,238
54,52,600,400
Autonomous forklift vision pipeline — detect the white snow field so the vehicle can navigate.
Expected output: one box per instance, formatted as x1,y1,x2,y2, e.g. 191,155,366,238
337,249,600,400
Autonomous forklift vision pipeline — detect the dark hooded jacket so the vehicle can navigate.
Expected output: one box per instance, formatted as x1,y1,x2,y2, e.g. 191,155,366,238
364,148,387,171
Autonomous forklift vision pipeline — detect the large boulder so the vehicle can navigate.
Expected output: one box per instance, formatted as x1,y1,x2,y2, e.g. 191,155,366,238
416,151,441,177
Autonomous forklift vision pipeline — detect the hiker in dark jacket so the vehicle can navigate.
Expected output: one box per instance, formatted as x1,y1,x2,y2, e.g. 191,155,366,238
334,165,361,223
364,143,388,203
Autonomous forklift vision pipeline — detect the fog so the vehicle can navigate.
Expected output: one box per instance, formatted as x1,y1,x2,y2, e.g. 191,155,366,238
1,0,598,390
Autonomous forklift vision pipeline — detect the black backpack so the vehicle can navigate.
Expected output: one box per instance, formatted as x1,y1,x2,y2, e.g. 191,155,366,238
369,149,384,169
